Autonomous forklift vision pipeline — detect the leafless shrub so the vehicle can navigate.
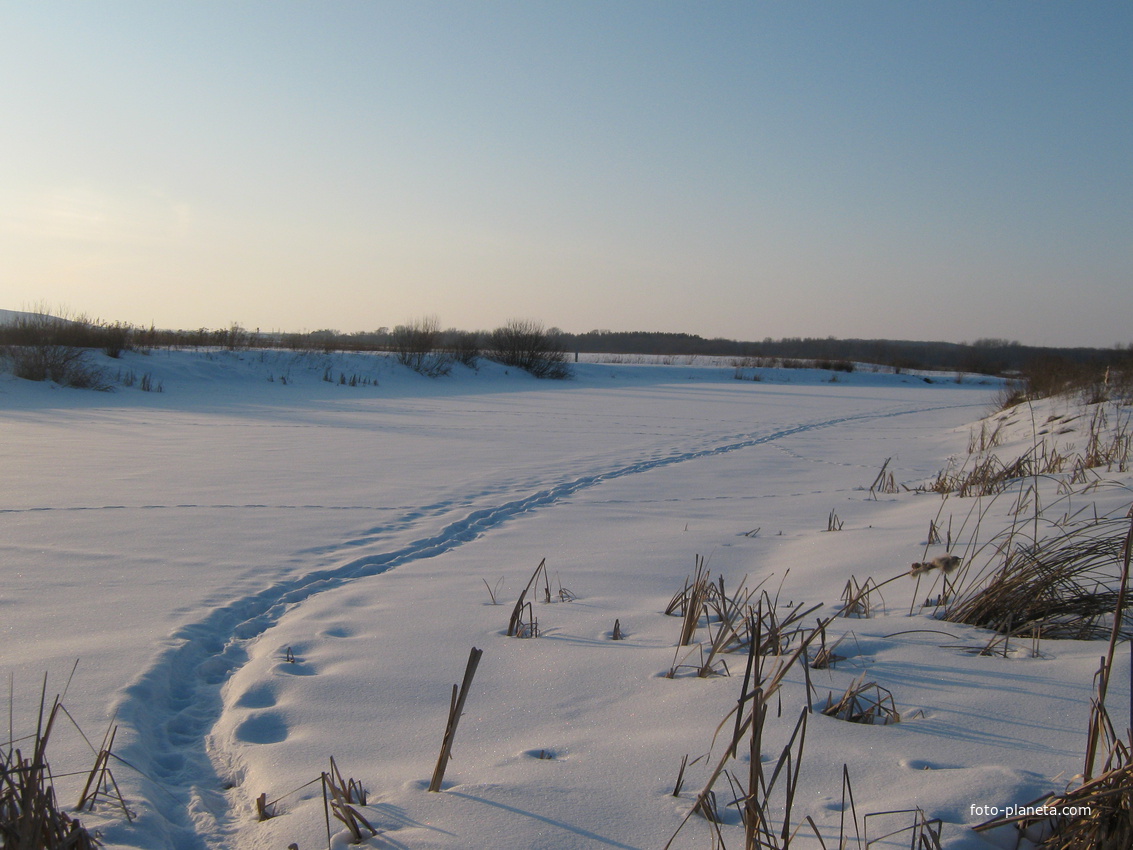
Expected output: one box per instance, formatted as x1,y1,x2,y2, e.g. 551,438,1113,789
391,315,452,376
1,311,110,389
484,319,571,379
443,329,482,368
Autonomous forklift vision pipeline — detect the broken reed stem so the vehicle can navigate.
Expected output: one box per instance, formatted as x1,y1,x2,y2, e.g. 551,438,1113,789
672,754,689,797
428,646,483,792
321,757,376,843
507,559,549,636
75,723,119,813
678,555,710,646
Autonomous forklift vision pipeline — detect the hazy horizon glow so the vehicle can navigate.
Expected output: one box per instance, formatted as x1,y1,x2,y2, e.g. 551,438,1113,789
2,2,1130,347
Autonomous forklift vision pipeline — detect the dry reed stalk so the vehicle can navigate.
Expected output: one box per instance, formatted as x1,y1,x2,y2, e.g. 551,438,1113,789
671,753,708,798
868,457,899,498
428,647,483,792
507,559,550,636
838,576,882,618
696,584,757,678
758,597,822,655
974,529,1133,849
482,577,502,605
512,601,539,638
974,744,1133,849
0,686,98,849
678,556,712,647
809,627,848,670
665,618,828,848
929,446,1043,497
863,808,943,849
666,582,811,678
665,575,693,617
1085,508,1133,779
321,757,376,845
927,518,942,545
74,721,131,821
821,674,900,725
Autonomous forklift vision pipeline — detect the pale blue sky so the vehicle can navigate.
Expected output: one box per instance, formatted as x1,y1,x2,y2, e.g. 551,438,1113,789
2,2,1130,346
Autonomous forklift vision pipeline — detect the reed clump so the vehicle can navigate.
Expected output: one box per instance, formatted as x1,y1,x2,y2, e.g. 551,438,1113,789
1,689,99,849
820,675,901,725
323,756,376,843
944,513,1133,640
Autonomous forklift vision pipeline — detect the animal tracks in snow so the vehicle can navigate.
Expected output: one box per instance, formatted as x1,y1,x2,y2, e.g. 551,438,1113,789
107,401,969,848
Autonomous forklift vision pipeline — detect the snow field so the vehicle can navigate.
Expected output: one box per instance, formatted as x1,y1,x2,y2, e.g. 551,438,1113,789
2,349,1127,849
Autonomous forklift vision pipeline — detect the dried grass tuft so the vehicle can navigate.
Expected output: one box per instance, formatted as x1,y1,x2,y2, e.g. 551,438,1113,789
945,512,1133,640
838,576,882,618
1,686,100,849
322,756,376,843
821,674,901,725
507,559,551,637
868,457,900,497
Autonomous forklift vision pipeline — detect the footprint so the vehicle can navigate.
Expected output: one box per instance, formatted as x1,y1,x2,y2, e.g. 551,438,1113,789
522,748,561,760
196,656,236,685
275,660,317,676
234,712,289,745
319,624,356,639
234,683,277,709
900,758,961,771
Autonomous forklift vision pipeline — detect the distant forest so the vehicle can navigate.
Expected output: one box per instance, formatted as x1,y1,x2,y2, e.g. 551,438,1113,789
3,307,1131,379
556,331,1131,376
286,327,1128,376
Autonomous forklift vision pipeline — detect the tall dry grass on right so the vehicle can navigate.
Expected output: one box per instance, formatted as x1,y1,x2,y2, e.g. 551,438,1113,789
973,515,1132,848
944,510,1133,640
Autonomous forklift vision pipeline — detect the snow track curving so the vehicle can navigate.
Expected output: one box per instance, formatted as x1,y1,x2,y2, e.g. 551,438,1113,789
110,402,965,849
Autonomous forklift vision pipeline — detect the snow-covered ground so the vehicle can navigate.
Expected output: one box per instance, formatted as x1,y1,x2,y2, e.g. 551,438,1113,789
1,349,1129,849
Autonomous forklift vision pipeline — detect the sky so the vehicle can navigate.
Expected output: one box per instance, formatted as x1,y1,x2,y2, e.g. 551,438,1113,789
1,2,1130,348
